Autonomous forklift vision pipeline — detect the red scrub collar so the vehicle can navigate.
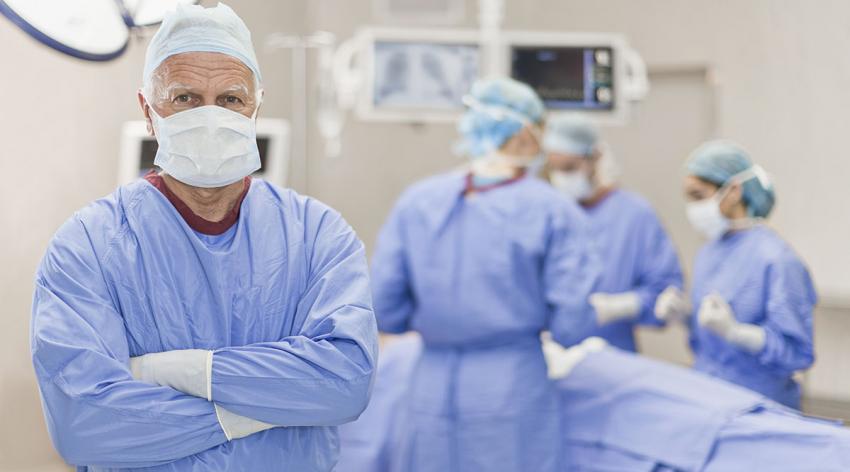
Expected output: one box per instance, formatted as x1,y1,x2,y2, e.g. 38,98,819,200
464,169,526,195
144,170,251,236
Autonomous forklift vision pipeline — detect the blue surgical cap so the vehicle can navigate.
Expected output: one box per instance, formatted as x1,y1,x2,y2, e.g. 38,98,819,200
143,3,261,90
458,78,545,157
686,140,776,218
543,114,599,157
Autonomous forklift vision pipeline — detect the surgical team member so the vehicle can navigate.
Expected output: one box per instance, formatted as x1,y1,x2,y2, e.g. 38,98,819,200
543,115,683,351
30,4,377,470
656,140,815,409
369,78,601,472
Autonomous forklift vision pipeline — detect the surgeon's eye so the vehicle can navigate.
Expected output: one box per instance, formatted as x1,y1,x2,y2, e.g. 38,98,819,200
221,95,245,108
174,94,192,104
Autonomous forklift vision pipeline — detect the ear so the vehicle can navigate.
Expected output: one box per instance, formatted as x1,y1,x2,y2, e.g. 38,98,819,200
727,182,744,202
137,89,154,136
587,149,602,168
719,182,744,213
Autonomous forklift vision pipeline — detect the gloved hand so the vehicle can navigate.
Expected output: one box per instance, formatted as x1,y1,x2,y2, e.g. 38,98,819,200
130,349,212,400
540,332,608,380
215,404,278,441
589,292,641,325
698,293,766,354
654,286,692,322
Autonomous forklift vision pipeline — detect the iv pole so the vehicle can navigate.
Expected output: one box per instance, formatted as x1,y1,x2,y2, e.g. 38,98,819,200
478,0,505,77
266,32,336,194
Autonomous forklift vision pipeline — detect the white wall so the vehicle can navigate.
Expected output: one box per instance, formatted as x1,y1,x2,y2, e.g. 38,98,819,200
2,0,850,469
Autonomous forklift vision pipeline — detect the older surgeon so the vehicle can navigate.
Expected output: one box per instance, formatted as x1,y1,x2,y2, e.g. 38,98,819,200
30,4,377,471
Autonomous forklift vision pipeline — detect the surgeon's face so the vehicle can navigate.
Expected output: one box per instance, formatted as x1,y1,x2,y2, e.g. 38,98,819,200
683,175,743,218
138,51,260,134
500,125,542,159
683,175,718,202
547,152,594,174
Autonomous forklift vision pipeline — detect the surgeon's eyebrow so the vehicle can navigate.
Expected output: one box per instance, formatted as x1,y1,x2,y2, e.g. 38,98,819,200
218,83,253,97
167,82,198,92
154,82,199,100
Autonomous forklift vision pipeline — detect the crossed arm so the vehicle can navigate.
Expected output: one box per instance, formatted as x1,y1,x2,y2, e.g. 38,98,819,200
31,216,378,468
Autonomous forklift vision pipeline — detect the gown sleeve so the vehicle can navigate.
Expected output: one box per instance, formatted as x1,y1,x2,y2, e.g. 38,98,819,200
756,256,816,373
545,205,603,347
369,197,416,334
210,203,379,426
31,217,227,469
633,210,685,326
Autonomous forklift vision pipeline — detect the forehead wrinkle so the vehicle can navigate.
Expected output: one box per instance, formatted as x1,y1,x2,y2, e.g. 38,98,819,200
153,52,255,93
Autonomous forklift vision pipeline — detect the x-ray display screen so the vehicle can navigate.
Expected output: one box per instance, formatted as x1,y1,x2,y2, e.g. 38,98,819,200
373,41,479,110
511,46,615,110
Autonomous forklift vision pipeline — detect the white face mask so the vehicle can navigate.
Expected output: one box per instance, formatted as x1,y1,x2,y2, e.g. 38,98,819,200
149,104,261,188
686,194,730,240
550,169,594,201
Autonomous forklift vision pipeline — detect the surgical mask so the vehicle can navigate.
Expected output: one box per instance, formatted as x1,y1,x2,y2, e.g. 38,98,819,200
148,103,261,188
686,194,729,240
550,169,594,201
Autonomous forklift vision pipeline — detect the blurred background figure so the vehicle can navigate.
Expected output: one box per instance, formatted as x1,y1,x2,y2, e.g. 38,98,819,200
368,77,600,472
544,114,683,352
656,140,816,408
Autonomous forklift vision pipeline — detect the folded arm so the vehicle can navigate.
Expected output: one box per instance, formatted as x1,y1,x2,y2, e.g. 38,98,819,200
209,207,379,426
32,219,228,468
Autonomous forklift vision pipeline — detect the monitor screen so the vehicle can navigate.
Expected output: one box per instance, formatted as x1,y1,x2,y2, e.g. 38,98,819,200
373,40,479,110
510,45,615,111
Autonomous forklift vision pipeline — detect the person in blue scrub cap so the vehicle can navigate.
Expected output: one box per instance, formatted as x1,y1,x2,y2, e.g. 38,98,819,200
30,3,378,471
369,77,602,472
543,114,684,352
655,139,816,408
457,77,547,186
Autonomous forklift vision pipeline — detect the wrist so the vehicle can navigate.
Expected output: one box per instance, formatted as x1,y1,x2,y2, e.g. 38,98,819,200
725,323,766,354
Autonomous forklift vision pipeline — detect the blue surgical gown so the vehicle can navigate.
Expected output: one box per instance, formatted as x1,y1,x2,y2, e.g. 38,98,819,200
581,189,683,351
31,178,378,471
690,225,816,408
336,335,421,472
370,172,601,472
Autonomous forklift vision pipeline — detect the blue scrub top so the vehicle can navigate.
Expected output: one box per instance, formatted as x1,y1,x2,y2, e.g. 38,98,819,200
581,189,683,351
690,225,816,408
31,178,378,471
370,171,601,472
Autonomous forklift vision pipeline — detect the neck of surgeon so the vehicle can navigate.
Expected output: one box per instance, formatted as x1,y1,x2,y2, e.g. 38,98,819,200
162,173,247,222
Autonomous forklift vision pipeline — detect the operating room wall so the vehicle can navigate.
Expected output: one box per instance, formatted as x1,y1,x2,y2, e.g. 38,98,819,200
2,0,850,470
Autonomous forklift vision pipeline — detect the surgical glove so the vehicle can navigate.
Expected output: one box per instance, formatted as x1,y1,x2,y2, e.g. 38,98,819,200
589,292,641,325
215,404,277,441
654,286,692,322
130,349,212,400
698,293,766,354
541,332,607,380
